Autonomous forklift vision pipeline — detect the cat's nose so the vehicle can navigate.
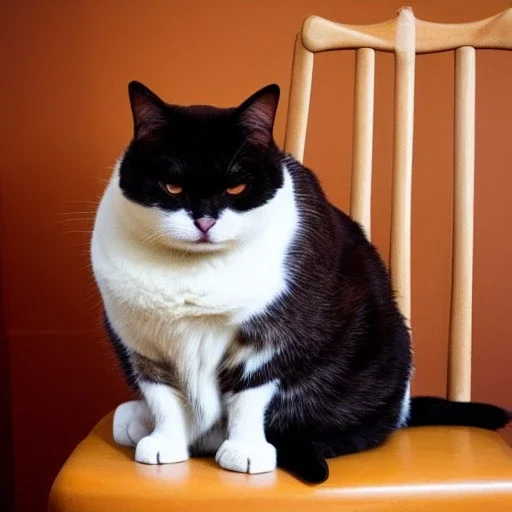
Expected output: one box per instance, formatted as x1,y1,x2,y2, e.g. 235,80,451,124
194,217,216,233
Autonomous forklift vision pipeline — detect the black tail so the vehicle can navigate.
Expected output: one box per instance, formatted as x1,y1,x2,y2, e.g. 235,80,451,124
407,396,511,430
273,436,329,484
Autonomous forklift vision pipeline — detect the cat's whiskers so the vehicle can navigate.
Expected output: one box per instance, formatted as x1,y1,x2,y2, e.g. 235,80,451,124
51,218,95,226
62,200,100,206
141,227,172,247
54,211,97,216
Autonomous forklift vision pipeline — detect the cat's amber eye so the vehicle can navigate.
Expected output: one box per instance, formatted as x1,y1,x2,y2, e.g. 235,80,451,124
164,184,183,195
226,184,247,195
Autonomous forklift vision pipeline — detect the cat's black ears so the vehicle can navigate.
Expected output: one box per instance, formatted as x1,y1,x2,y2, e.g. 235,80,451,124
238,84,280,146
127,81,280,144
128,81,167,140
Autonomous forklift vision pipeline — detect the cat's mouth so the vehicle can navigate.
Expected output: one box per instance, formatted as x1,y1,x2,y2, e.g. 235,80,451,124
195,235,212,244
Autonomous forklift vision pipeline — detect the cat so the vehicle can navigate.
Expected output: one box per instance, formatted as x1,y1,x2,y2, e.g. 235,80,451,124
91,81,510,483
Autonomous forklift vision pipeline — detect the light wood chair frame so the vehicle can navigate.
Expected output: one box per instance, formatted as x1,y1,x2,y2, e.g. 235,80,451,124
284,7,512,402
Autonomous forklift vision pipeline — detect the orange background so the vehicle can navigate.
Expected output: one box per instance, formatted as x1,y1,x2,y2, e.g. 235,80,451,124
1,1,511,511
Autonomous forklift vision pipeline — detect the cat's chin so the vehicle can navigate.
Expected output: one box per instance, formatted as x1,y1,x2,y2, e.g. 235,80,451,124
166,238,234,254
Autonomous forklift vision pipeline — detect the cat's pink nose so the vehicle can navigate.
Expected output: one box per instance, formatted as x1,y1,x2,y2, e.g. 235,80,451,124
194,217,216,233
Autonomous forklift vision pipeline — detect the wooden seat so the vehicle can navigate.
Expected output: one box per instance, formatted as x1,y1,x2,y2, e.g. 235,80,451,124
49,414,512,512
48,6,512,511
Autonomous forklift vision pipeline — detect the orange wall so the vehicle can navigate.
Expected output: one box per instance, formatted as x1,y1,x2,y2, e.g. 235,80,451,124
1,1,511,511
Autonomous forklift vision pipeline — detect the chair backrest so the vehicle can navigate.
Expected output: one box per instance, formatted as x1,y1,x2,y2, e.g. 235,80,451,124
284,7,512,402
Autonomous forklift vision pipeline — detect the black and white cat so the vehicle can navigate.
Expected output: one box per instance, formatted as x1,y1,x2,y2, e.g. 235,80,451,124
91,82,510,482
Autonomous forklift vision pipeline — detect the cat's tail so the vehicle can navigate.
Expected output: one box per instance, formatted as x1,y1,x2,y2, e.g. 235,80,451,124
407,396,511,430
273,398,510,483
273,436,329,484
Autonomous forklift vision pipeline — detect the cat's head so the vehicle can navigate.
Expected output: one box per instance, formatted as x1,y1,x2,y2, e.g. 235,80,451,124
117,81,284,252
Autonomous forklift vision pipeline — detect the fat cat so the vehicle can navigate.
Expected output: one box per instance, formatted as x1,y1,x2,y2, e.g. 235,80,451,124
91,81,510,482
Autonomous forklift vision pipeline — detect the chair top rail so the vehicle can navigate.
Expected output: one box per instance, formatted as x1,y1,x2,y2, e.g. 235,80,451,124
302,7,512,54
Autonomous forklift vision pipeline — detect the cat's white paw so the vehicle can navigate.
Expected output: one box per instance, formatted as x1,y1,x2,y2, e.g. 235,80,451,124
135,434,189,465
113,400,153,447
215,439,276,474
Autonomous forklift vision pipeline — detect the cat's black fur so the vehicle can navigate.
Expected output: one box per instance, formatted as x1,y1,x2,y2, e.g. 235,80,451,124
109,81,510,483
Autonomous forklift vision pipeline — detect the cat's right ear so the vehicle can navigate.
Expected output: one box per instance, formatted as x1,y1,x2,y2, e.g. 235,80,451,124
128,81,167,140
238,84,280,146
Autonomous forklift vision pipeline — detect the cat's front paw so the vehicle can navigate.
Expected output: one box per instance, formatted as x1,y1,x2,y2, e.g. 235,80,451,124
215,439,276,474
135,434,189,465
113,400,153,447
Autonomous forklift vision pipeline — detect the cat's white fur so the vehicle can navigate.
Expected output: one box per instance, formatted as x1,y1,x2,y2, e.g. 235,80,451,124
91,162,298,473
398,381,411,427
113,400,152,447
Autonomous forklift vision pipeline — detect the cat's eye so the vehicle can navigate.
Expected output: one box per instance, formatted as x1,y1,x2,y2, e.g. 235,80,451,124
162,183,183,195
226,184,247,195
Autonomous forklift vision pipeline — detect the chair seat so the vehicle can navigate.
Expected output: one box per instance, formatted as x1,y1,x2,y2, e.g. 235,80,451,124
49,413,512,512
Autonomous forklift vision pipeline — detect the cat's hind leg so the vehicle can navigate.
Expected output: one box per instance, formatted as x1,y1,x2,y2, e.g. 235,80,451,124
270,424,391,484
113,400,153,447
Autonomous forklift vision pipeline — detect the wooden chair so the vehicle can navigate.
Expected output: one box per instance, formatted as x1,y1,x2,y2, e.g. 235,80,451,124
48,8,512,511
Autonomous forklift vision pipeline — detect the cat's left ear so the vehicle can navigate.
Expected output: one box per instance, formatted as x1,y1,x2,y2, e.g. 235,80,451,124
128,81,167,141
238,84,280,146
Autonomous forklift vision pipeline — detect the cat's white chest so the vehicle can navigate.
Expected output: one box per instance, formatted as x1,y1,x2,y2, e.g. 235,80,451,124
164,316,233,439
